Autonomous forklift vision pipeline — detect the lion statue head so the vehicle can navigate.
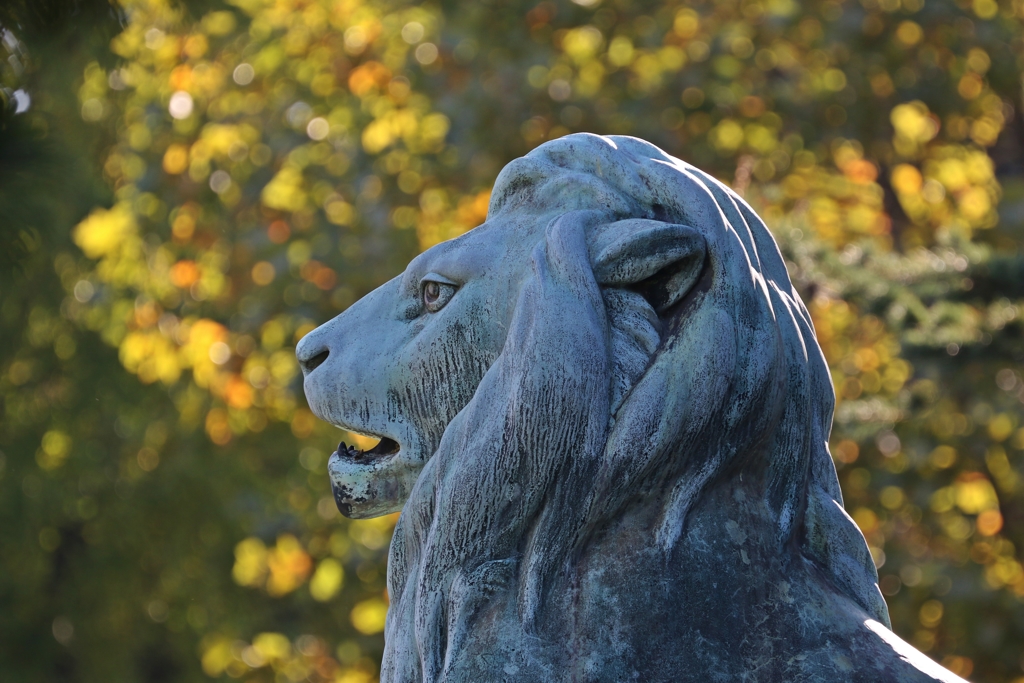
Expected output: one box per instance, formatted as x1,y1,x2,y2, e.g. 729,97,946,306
298,134,962,682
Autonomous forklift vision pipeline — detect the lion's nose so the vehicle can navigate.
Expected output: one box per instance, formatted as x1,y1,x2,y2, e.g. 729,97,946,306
302,349,329,375
296,333,330,376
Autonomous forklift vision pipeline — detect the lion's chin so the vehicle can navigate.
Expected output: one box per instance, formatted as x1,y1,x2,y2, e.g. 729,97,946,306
327,443,420,519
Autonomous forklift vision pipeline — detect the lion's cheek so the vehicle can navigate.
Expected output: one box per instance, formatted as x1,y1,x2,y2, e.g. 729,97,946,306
327,451,423,519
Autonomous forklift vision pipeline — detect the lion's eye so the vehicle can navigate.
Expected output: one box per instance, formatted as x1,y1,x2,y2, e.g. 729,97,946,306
422,279,456,313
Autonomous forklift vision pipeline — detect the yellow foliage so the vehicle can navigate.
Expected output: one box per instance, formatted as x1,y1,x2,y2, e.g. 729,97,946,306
607,36,634,68
709,119,744,152
919,599,944,628
337,671,374,683
205,407,232,445
252,632,291,661
673,9,699,37
454,190,491,229
895,21,923,46
973,0,999,17
251,261,276,285
37,430,72,470
224,375,253,409
745,125,777,153
41,430,71,457
852,507,879,533
232,537,269,587
180,318,230,390
162,144,188,174
201,11,236,36
261,165,308,212
988,413,1015,442
120,330,182,384
930,446,957,469
880,486,905,510
169,260,200,288
954,475,999,514
562,26,603,64
266,534,313,596
347,61,390,97
309,558,345,601
350,598,388,634
977,509,1003,536
957,186,991,222
891,102,939,143
419,113,450,149
324,195,354,225
891,164,923,195
72,203,137,259
200,637,236,676
195,124,245,160
269,350,298,384
931,487,955,513
261,320,286,351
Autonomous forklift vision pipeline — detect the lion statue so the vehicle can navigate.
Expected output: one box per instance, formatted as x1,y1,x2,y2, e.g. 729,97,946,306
297,134,965,682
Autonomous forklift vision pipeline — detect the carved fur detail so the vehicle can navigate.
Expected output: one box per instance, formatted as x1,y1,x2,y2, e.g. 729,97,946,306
299,134,960,682
384,135,886,681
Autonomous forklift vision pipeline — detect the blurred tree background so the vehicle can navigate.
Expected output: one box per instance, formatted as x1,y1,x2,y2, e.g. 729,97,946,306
1,0,1023,680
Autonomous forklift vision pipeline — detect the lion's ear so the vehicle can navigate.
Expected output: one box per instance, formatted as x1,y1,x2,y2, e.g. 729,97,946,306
590,219,706,313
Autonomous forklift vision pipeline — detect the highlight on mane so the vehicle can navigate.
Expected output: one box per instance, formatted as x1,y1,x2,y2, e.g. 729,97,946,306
485,133,889,625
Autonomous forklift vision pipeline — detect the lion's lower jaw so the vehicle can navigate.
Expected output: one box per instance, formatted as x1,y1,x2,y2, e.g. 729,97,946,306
326,450,422,519
381,480,957,683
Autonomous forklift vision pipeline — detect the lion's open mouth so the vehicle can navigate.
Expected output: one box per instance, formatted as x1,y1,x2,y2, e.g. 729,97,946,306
336,436,401,461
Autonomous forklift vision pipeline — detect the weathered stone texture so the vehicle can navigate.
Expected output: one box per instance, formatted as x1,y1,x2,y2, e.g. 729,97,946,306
297,134,966,682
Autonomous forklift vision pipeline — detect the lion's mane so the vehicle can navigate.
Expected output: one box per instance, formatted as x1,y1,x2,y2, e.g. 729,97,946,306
383,134,887,682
